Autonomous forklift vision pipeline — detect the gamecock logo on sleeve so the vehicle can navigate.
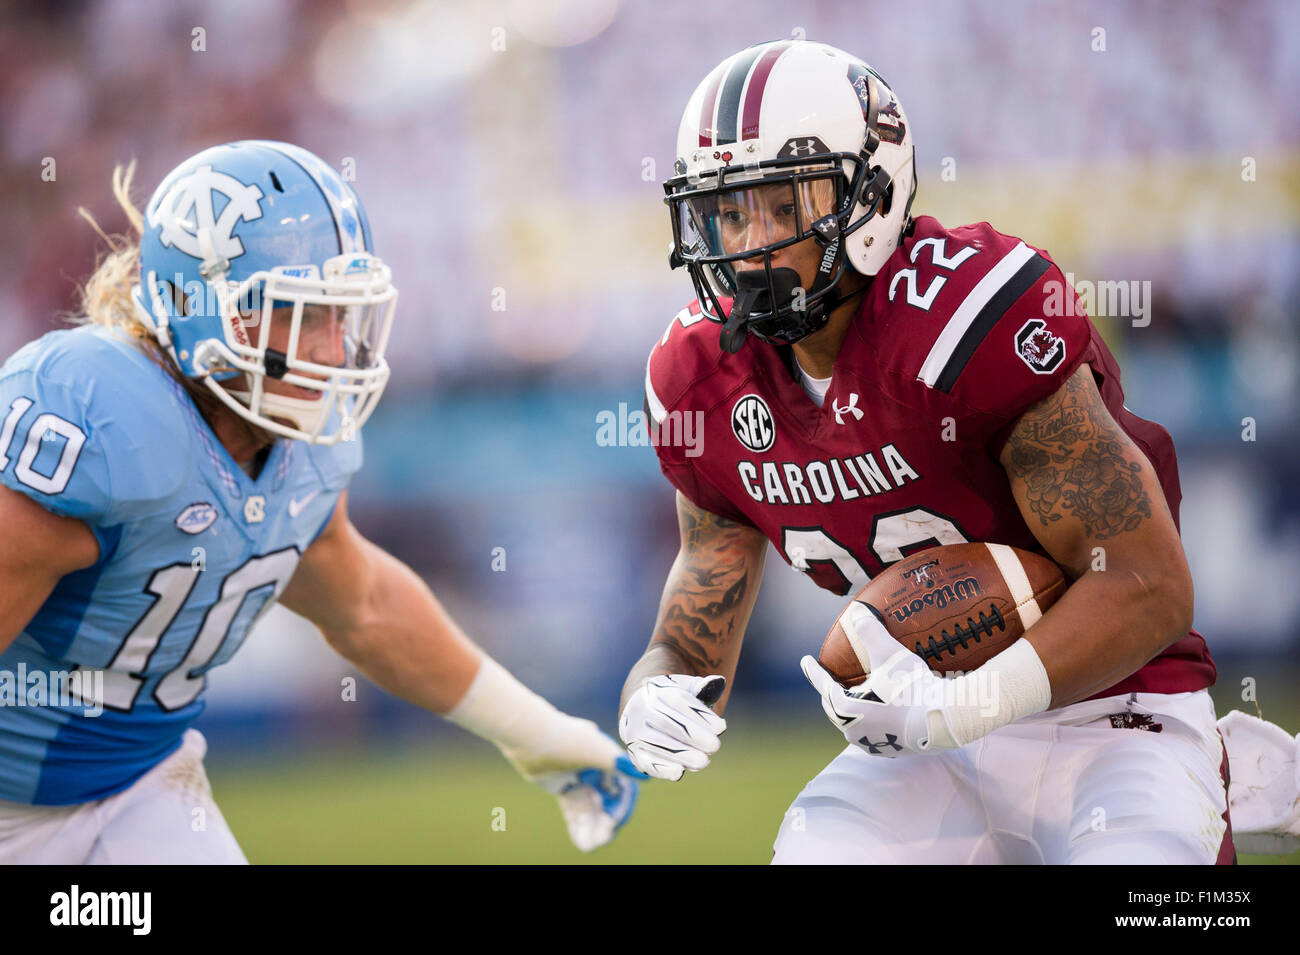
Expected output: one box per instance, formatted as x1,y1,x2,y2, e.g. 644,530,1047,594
1014,319,1066,374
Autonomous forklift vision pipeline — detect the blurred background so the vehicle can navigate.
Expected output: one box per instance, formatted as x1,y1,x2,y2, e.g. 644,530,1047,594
2,0,1297,863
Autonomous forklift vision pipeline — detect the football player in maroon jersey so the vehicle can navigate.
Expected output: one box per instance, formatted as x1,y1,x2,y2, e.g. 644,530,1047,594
616,39,1253,864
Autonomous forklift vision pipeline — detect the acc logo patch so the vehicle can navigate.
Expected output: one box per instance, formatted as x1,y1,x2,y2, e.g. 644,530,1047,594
147,164,264,262
175,502,218,535
1014,319,1066,374
732,394,776,453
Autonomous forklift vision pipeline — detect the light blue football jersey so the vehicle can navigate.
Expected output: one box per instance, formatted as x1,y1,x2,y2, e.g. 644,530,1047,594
0,324,361,805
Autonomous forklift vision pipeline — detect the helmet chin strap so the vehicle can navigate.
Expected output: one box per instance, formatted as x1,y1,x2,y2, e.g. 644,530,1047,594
719,274,767,354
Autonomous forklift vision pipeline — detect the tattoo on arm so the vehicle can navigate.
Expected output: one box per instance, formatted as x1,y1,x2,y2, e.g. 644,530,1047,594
658,500,759,671
622,495,766,709
1002,366,1154,540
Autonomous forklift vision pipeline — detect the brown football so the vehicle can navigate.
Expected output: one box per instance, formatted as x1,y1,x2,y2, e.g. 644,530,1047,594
818,542,1067,687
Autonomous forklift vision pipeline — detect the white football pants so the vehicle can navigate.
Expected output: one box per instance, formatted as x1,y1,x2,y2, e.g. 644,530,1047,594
773,689,1233,864
0,729,247,864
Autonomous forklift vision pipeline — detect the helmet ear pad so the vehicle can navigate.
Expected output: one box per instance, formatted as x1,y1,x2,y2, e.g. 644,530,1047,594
880,180,894,218
858,165,893,217
143,272,244,383
843,144,917,277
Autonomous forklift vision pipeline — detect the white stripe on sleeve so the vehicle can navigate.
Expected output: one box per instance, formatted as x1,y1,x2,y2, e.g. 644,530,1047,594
917,241,1038,387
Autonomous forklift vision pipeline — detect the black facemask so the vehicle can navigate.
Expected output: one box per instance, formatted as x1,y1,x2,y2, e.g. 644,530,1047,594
718,252,858,354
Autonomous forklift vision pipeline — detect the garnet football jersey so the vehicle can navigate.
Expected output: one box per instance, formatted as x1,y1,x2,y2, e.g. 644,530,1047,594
646,215,1214,700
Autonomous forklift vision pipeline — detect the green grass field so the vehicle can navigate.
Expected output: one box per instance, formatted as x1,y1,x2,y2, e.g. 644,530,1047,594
209,718,844,865
209,698,1300,865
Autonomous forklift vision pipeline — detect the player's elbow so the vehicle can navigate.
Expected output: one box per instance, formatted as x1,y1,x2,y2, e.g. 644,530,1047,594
1162,561,1195,640
313,582,384,662
304,545,387,661
320,613,379,663
1129,557,1195,649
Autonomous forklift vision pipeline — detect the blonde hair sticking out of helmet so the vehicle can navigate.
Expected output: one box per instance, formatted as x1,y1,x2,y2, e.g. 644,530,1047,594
72,162,276,449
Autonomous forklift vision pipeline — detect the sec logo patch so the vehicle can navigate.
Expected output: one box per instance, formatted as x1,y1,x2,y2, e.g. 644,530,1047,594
732,394,775,453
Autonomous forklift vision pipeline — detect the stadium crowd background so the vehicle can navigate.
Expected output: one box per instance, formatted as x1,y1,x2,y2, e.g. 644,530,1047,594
3,0,1297,767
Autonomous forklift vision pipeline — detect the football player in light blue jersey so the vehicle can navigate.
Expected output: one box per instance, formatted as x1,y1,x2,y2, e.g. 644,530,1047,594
0,142,642,862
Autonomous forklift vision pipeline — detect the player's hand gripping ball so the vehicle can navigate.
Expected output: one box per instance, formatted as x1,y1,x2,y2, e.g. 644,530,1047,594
817,542,1065,687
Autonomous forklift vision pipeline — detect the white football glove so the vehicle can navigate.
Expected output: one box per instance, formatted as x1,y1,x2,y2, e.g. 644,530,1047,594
803,601,1053,757
499,721,646,853
1218,709,1300,855
801,601,961,757
444,656,644,852
619,674,727,781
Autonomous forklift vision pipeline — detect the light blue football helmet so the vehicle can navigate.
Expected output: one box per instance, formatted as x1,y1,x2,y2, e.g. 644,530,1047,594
132,140,397,444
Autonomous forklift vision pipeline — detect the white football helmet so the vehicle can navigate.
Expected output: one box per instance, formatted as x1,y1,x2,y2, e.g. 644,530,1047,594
665,40,916,351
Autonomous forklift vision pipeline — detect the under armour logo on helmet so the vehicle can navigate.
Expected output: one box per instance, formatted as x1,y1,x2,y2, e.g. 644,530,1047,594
858,733,902,754
147,165,264,263
833,393,864,424
778,136,830,158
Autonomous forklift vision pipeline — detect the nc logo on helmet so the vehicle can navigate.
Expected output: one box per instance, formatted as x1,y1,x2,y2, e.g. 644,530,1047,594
147,165,264,262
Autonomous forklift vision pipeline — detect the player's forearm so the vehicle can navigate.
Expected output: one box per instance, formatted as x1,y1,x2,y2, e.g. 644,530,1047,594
619,545,764,717
1026,559,1194,708
0,486,101,655
320,542,619,782
998,363,1196,707
321,541,484,714
621,642,705,707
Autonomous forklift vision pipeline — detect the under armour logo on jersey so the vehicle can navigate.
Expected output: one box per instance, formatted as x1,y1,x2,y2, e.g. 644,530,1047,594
243,495,267,524
832,393,864,424
858,733,903,754
147,165,264,262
